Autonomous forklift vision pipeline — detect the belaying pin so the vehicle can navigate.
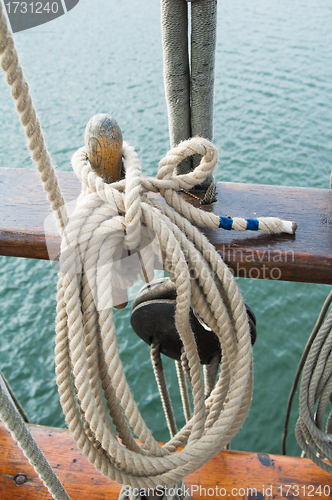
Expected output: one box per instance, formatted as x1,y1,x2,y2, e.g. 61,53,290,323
85,114,127,309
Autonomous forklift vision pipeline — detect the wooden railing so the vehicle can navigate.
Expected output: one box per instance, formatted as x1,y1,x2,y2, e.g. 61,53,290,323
1,167,331,284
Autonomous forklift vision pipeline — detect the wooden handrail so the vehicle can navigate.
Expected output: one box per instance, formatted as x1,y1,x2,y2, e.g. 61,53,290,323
1,421,332,500
0,167,331,284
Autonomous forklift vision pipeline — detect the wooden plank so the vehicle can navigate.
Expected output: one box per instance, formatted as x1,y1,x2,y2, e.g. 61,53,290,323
201,182,332,284
0,167,332,283
1,421,332,500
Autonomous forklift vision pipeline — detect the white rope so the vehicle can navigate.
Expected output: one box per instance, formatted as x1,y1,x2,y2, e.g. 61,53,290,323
0,1,68,233
151,343,178,439
0,4,72,498
53,136,296,489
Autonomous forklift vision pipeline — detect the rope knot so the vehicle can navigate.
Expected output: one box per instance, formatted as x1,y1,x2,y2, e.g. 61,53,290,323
154,137,218,193
55,134,297,488
54,135,255,489
68,137,220,298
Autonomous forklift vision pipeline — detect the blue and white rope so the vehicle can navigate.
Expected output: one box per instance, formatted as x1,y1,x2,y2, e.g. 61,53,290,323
219,216,296,235
141,137,298,236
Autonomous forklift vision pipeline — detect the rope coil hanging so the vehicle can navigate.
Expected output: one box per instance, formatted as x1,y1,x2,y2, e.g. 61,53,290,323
55,137,255,489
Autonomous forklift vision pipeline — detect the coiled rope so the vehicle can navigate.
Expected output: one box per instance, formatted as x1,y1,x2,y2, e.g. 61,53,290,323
56,139,254,489
53,137,297,490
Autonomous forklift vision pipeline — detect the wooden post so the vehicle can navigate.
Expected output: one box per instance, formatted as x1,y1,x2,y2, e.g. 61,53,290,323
84,114,123,184
85,114,127,309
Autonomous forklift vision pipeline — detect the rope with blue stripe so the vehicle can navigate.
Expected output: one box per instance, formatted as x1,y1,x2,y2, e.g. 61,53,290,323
143,138,297,236
219,216,297,234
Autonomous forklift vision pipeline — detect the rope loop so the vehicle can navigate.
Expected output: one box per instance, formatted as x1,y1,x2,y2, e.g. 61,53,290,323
156,137,217,189
55,137,253,488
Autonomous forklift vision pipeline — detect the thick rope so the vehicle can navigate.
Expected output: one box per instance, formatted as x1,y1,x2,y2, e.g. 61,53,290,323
175,360,191,422
0,0,297,489
190,0,217,143
151,343,178,438
0,4,72,498
0,369,29,422
161,0,192,178
161,0,216,190
0,375,71,500
56,139,253,488
180,349,192,388
203,353,220,399
161,0,191,151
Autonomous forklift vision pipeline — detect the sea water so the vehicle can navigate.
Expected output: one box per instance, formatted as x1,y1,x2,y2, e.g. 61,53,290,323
0,0,331,457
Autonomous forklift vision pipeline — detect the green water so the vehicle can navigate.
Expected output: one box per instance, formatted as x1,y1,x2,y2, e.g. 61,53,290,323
0,0,332,457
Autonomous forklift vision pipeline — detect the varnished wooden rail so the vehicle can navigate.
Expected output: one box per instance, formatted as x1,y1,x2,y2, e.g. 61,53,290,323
0,167,331,284
1,421,332,500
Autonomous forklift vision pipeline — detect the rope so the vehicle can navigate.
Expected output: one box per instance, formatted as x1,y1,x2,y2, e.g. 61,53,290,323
54,136,295,489
175,359,191,422
161,0,191,151
0,1,67,233
0,4,72,498
295,303,332,472
161,0,217,190
190,0,217,143
282,290,332,455
54,137,256,489
151,343,178,438
203,353,220,399
151,343,220,442
0,374,71,500
0,369,29,422
180,349,192,387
